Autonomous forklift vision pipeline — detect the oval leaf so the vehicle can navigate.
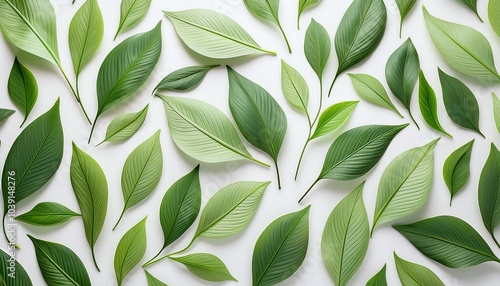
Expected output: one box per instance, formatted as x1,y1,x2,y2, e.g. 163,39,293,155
348,73,402,117
322,182,369,286
97,104,149,146
297,0,320,29
423,7,500,81
394,215,500,268
158,95,269,167
489,0,500,37
70,143,108,271
154,65,219,92
304,18,330,79
396,0,417,37
457,0,483,21
8,57,38,127
28,235,91,286
418,70,451,137
478,143,500,247
366,264,387,286
163,9,275,59
394,252,445,286
281,60,309,114
252,206,310,286
372,138,439,234
170,253,236,282
145,270,167,286
438,68,484,137
115,0,152,39
493,92,500,134
114,217,147,286
15,202,80,226
443,140,474,204
311,101,358,139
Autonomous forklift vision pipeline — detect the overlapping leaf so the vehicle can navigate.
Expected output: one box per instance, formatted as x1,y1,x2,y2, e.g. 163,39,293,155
443,140,474,204
8,58,38,127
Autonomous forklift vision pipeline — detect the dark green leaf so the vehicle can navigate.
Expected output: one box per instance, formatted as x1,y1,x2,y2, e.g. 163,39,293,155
8,57,37,127
154,65,219,92
114,217,147,286
0,109,15,124
170,253,236,282
418,70,451,137
304,19,330,79
0,248,33,286
365,264,387,286
394,252,445,286
443,140,474,204
15,202,80,226
456,0,483,21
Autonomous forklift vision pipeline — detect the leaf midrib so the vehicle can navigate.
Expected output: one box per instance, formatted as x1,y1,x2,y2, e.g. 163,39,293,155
117,226,143,283
117,0,140,35
283,65,308,114
357,77,395,109
105,107,147,142
337,196,358,286
313,103,354,137
33,241,81,285
74,0,95,76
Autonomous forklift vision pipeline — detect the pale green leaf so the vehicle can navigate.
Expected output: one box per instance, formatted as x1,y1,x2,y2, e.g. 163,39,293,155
114,217,147,286
115,0,152,39
492,92,500,133
311,101,358,140
489,0,500,37
154,65,219,92
170,253,236,282
365,264,387,286
394,252,445,286
297,0,320,29
97,104,149,146
15,202,80,226
443,140,474,204
281,60,309,115
145,271,168,286
8,57,38,127
396,0,417,37
418,70,451,137
304,18,330,79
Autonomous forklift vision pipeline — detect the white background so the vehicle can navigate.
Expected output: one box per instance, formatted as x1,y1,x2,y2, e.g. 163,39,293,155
1,0,500,285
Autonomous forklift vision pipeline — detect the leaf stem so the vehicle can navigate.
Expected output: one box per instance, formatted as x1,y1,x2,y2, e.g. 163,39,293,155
328,72,340,97
311,79,323,127
273,158,281,189
493,234,500,249
88,115,100,144
142,248,165,268
143,238,195,268
277,21,292,53
294,138,310,180
408,111,420,130
247,156,271,168
2,214,8,244
91,247,101,271
112,207,126,231
298,178,320,203
399,19,403,38
56,62,92,124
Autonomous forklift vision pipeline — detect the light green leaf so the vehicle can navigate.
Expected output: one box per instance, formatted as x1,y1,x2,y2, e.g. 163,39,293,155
252,206,310,286
154,65,219,92
423,7,500,82
170,253,236,282
15,202,80,226
0,248,33,286
310,101,358,139
304,18,330,79
372,138,439,235
163,9,275,59
365,264,387,286
91,22,162,142
438,68,484,137
386,38,420,128
114,130,162,230
195,181,270,239
418,70,451,137
396,0,417,37
330,0,387,95
301,124,407,202
297,0,320,29
489,0,500,37
227,67,287,187
322,182,369,286
1,99,63,239
8,57,38,127
0,109,15,124
28,235,91,286
394,252,445,286
348,73,402,117
478,143,500,248
394,215,500,267
70,143,108,271
457,0,483,21
97,104,149,146
114,217,147,286
443,140,474,204
493,92,500,134
69,0,103,76
157,95,269,167
145,271,168,286
243,0,291,53
115,0,151,40
281,60,309,115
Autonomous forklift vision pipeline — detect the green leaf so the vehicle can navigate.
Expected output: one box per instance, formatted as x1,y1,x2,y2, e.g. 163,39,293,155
28,235,91,286
114,130,162,230
114,217,148,286
330,0,387,94
227,67,287,187
423,7,500,82
438,69,484,137
348,73,403,117
163,9,275,59
304,18,330,79
365,264,387,286
372,139,439,235
478,143,500,248
8,57,38,127
310,101,358,139
154,65,219,92
69,0,103,76
243,0,291,53
97,104,149,146
489,0,500,37
195,181,270,239
145,271,168,286
91,22,162,142
394,215,500,268
386,38,420,128
70,143,108,271
322,182,369,286
157,95,269,167
0,248,33,286
494,92,500,133
170,253,236,282
297,0,320,29
301,124,407,202
457,0,483,21
252,206,310,286
0,0,59,64
281,60,309,115
15,202,80,226
395,0,417,37
1,99,63,238
418,70,451,137
394,252,445,286
0,109,15,124
115,0,152,40
443,140,474,204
